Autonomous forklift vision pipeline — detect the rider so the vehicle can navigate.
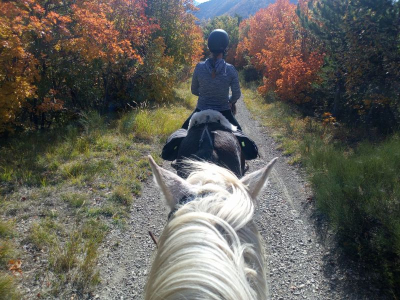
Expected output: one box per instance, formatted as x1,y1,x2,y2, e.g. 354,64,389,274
181,29,242,130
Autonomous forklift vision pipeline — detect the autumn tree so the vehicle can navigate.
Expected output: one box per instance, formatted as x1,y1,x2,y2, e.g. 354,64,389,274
0,2,38,133
236,0,324,103
146,0,203,69
132,0,203,101
1,0,204,133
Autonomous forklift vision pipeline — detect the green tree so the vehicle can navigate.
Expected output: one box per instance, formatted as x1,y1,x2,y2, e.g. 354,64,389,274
201,15,242,64
145,0,203,69
300,0,400,131
343,0,400,130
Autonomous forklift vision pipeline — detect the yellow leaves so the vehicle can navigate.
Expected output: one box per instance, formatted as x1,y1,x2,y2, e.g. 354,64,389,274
53,43,61,52
363,99,372,107
322,112,336,125
0,0,199,133
0,3,39,132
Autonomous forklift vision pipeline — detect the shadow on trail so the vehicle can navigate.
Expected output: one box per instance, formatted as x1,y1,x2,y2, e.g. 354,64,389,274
306,203,392,300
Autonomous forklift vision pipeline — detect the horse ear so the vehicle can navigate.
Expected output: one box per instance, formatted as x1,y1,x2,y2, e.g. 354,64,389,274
148,155,193,209
240,157,278,199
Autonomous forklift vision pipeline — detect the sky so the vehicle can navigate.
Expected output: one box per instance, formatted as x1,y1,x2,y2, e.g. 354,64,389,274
196,0,210,3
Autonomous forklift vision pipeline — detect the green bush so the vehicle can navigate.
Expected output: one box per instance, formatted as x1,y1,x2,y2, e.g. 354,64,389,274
304,135,400,292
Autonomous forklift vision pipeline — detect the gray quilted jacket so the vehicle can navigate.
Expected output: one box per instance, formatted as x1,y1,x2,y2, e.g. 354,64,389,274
191,58,241,111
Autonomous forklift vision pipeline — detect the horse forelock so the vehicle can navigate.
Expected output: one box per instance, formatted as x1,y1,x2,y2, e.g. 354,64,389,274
145,160,267,300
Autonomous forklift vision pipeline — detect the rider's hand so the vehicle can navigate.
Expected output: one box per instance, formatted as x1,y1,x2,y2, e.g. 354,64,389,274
230,102,237,115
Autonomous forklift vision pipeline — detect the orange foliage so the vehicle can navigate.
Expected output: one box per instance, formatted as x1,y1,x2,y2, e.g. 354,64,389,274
67,0,154,63
0,0,203,133
184,22,204,71
236,0,324,103
0,0,156,132
0,2,38,132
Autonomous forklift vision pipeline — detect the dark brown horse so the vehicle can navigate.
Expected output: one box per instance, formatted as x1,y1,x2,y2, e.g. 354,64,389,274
173,121,245,178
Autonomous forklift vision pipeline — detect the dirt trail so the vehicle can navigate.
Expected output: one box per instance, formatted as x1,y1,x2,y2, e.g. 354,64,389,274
96,100,385,299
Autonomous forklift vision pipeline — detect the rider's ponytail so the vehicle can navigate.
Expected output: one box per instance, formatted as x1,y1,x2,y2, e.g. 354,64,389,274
211,53,217,78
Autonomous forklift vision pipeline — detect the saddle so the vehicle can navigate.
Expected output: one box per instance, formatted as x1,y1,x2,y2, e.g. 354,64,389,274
162,110,259,161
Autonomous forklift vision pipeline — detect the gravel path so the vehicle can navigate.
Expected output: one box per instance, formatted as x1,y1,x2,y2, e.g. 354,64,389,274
95,100,386,299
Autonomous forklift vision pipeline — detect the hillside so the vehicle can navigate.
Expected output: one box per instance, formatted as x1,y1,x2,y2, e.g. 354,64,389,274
195,0,298,20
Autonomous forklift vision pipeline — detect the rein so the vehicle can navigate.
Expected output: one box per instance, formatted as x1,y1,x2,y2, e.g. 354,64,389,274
149,194,196,248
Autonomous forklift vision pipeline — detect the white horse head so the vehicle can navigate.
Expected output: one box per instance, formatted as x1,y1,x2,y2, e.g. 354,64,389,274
145,155,277,300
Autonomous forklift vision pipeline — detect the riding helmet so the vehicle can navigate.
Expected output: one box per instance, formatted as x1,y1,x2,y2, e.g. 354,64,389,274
207,29,229,54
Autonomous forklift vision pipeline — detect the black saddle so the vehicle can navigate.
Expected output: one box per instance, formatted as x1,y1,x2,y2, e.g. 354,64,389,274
161,124,258,161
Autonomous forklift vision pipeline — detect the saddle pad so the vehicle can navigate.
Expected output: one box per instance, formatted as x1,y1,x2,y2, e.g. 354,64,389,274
161,128,188,161
188,110,237,132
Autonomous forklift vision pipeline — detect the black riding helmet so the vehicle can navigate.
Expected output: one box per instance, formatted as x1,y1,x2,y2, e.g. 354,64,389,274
208,29,229,54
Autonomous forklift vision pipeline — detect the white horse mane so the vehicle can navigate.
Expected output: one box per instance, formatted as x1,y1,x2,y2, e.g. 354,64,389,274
145,157,278,300
188,109,237,131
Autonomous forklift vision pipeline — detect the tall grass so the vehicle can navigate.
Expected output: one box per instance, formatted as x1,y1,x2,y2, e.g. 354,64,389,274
243,83,400,296
122,106,190,140
118,79,196,141
243,85,309,163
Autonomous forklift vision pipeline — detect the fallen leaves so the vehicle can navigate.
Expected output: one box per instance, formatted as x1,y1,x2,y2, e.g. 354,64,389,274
8,259,22,275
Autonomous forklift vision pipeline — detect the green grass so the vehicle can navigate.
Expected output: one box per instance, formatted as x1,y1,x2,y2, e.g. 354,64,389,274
0,220,14,238
62,193,88,208
243,82,400,296
243,84,310,164
118,79,196,141
0,275,19,300
28,218,59,250
109,185,133,206
0,80,196,297
304,135,400,293
0,113,144,297
119,106,192,141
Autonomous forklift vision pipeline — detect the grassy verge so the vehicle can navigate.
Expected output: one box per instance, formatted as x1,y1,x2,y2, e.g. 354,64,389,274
243,83,400,296
0,220,19,300
0,81,196,298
